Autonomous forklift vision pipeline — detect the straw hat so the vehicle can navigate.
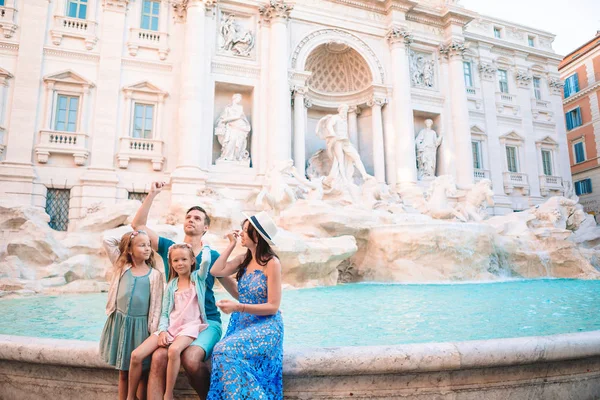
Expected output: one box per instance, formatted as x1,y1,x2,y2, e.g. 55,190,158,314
242,211,279,247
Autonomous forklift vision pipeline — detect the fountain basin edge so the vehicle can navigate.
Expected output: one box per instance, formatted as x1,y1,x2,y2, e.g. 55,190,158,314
1,332,600,399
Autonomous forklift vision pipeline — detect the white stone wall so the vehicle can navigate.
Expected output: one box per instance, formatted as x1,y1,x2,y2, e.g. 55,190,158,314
0,0,571,227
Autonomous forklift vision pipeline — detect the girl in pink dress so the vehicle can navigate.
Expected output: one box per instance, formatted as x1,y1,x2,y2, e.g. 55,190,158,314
127,243,210,400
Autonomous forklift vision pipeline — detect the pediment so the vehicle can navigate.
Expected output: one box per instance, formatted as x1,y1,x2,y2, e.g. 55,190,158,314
44,70,94,87
500,131,525,142
470,124,486,135
536,135,558,146
123,81,167,96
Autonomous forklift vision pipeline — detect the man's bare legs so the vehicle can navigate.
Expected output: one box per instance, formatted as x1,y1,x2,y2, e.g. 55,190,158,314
181,346,210,400
147,346,210,400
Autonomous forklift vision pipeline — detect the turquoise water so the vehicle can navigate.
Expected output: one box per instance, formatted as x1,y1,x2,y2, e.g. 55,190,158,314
2,279,600,347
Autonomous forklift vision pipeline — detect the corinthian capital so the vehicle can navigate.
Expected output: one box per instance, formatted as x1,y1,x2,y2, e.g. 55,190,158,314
367,96,387,108
171,0,217,23
259,0,293,23
386,26,412,47
439,40,466,59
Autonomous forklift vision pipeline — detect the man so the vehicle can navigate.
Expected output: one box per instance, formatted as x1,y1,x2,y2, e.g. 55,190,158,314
131,182,238,399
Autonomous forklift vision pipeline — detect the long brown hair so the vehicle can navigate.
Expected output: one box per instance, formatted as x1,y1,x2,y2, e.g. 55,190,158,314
115,230,156,271
167,244,197,282
236,219,278,281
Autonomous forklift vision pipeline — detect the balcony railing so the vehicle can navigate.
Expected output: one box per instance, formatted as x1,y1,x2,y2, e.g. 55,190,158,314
51,16,98,50
0,6,17,38
127,28,169,60
531,99,551,109
473,169,490,181
496,92,515,103
539,175,563,196
35,129,89,165
117,137,164,171
503,171,529,195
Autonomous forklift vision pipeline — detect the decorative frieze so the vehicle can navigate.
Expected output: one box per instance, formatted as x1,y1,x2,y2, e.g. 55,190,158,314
409,50,435,88
386,26,412,47
102,0,129,13
514,69,532,88
548,78,564,96
171,0,217,23
478,62,497,81
439,41,466,60
258,0,293,23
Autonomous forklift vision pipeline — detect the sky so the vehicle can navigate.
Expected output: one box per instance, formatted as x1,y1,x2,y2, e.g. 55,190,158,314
459,0,600,56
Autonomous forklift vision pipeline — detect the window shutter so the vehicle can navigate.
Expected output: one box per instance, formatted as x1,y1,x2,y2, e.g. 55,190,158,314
565,112,572,130
573,73,580,93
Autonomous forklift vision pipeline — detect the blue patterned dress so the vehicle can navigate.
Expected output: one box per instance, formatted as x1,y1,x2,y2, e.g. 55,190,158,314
208,269,284,399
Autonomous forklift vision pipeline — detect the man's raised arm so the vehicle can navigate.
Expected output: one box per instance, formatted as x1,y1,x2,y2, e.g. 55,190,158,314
131,181,165,251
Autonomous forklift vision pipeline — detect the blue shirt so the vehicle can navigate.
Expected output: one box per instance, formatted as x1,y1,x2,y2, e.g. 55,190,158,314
157,236,221,323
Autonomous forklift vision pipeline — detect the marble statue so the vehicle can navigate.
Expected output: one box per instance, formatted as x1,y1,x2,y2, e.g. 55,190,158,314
415,119,442,180
412,175,465,220
215,94,251,163
250,160,296,215
455,179,494,222
315,104,373,189
409,50,435,88
220,14,255,57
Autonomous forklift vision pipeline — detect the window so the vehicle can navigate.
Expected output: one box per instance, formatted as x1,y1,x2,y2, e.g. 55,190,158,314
45,189,70,231
0,0,5,5
463,61,473,88
472,141,482,169
506,146,518,173
541,150,552,176
533,77,542,100
564,73,580,98
573,141,586,163
498,69,509,93
528,36,535,47
132,103,154,138
575,178,592,195
565,107,583,131
141,0,160,31
494,27,502,39
67,0,87,19
54,95,79,132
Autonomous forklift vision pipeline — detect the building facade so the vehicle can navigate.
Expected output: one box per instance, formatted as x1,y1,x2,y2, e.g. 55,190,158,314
559,32,600,216
0,0,571,230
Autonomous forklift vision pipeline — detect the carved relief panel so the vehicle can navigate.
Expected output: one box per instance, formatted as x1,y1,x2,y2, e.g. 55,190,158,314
217,11,256,58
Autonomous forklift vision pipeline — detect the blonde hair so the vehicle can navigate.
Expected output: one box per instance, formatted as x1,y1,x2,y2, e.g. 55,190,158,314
115,230,156,271
167,243,196,282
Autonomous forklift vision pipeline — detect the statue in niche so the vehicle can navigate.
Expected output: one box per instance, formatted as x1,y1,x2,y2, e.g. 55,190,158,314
409,50,435,88
215,93,251,163
315,104,374,190
415,119,442,180
220,13,255,57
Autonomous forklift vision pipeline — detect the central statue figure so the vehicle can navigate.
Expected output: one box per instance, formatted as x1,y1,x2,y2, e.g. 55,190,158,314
315,104,372,188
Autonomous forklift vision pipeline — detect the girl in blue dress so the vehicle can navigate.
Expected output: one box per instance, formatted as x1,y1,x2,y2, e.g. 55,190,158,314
207,211,284,399
100,230,165,400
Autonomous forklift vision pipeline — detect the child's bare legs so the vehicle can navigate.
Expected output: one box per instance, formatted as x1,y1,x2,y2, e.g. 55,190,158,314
164,336,195,400
128,335,160,400
119,371,128,400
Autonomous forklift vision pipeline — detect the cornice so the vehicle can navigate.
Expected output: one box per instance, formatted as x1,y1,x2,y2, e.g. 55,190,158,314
563,80,600,106
122,58,173,72
43,47,100,62
464,32,563,62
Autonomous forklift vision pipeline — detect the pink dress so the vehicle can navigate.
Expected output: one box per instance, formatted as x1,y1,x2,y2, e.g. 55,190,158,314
166,285,208,343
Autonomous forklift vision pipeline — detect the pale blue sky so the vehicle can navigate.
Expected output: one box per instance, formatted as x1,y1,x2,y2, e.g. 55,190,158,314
460,0,600,56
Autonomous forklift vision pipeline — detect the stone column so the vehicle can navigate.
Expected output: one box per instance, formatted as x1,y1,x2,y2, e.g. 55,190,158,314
367,96,386,183
292,86,308,176
440,40,474,188
259,1,293,165
478,59,508,198
170,0,215,200
0,0,50,203
548,77,571,184
257,14,271,175
515,65,541,199
386,26,417,187
78,0,130,211
348,106,360,150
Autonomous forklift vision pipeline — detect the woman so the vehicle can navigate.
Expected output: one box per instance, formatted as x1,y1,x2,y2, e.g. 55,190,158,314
207,211,284,399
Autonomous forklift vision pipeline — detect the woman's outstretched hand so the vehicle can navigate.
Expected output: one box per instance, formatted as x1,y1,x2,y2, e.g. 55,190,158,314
216,299,241,314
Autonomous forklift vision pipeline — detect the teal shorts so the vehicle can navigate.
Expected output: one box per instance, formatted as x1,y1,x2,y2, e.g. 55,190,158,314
191,319,222,361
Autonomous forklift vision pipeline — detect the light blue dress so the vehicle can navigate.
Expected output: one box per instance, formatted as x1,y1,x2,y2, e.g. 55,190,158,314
99,268,152,371
208,269,284,399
